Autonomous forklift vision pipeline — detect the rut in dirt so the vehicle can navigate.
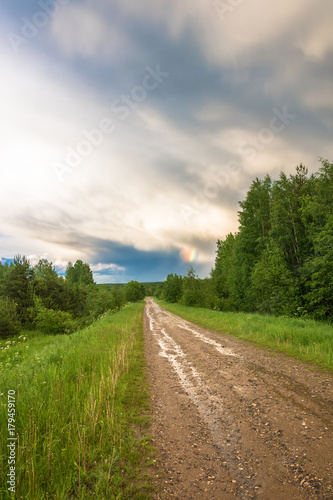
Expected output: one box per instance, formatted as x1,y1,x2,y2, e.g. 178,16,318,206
144,298,333,500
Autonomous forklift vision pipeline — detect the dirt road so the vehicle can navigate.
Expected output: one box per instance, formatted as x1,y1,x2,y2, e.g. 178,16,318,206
144,298,333,499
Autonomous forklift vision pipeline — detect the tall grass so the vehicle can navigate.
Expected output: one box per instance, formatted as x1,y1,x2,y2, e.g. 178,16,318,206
0,302,154,499
156,300,333,372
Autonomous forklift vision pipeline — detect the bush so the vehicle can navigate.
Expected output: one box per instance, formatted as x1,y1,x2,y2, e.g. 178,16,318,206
35,306,76,334
124,281,145,302
2,255,35,325
0,298,20,338
111,286,126,310
86,286,116,319
183,267,203,307
212,297,237,312
163,274,183,303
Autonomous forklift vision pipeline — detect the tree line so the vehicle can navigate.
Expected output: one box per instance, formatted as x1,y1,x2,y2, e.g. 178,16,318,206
159,159,333,321
0,258,145,338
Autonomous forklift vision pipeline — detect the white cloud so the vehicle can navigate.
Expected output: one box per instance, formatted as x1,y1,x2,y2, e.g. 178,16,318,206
27,254,49,266
91,263,126,272
50,4,128,60
294,0,333,60
0,48,107,205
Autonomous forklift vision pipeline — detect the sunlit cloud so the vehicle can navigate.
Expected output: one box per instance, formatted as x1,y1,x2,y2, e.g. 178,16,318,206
91,263,126,273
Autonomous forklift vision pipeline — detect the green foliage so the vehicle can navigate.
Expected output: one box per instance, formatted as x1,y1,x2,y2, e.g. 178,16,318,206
304,215,333,319
0,261,9,296
124,280,146,302
0,257,126,336
0,298,20,338
161,269,216,310
211,158,333,320
34,259,72,311
86,285,125,319
66,259,95,286
34,301,76,334
160,159,333,320
111,285,126,310
250,242,299,315
154,282,165,299
143,281,163,297
211,233,238,309
34,259,92,319
237,174,272,260
235,175,273,309
86,285,113,318
270,164,312,271
163,273,183,302
183,266,204,307
200,277,218,309
2,255,35,324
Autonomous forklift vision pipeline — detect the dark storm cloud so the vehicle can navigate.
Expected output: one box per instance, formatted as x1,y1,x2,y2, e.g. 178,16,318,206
5,211,206,281
90,238,203,282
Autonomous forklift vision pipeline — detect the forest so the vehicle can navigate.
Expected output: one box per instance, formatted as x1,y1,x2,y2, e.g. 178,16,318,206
0,258,145,338
160,159,333,321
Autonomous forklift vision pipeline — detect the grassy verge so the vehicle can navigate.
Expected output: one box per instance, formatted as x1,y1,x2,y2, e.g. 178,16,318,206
1,302,155,499
156,300,333,372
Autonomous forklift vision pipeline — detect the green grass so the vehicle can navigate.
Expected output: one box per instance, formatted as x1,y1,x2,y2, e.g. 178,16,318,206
156,300,333,372
0,302,155,499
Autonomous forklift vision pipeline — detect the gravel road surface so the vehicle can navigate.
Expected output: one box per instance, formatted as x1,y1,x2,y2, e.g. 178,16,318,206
144,298,333,499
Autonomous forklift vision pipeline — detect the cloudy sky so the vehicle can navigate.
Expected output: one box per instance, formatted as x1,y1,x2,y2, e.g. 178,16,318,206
0,0,332,283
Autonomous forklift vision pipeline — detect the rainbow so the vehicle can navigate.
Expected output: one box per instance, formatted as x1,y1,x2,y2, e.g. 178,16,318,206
182,248,198,263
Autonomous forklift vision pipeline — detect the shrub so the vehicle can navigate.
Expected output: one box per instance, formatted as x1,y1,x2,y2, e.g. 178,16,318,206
2,255,35,324
35,306,76,334
124,281,145,302
0,298,20,338
163,274,183,303
183,267,203,307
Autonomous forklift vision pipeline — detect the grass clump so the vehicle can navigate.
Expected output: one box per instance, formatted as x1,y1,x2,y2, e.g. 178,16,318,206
156,300,333,372
0,302,154,499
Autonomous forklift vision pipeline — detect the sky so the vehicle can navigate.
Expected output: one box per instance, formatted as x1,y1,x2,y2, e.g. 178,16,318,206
0,0,332,283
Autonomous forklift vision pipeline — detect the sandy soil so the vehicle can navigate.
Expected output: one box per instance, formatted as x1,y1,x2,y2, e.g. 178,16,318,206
144,298,333,499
